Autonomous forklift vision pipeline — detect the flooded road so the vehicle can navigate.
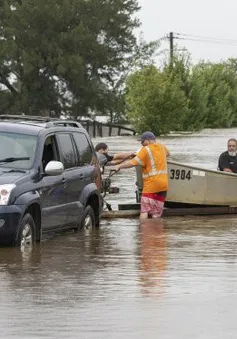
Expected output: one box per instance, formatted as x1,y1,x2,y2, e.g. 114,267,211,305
1,128,237,338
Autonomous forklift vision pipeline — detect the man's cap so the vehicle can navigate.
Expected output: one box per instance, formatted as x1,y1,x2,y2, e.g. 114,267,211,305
138,131,156,142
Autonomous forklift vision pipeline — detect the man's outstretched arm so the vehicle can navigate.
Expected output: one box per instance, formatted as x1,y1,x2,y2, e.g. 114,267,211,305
113,152,136,160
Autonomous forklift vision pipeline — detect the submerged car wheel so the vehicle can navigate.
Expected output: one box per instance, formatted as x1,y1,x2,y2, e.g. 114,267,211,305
81,205,96,230
16,213,35,250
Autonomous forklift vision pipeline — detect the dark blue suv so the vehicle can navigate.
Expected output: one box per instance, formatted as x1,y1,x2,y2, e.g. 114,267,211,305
0,115,102,248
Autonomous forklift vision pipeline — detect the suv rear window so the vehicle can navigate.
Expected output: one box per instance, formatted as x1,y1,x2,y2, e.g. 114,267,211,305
73,132,93,166
0,132,37,169
57,133,76,169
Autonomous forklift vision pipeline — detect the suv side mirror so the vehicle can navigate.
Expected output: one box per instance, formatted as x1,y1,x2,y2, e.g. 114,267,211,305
45,161,64,176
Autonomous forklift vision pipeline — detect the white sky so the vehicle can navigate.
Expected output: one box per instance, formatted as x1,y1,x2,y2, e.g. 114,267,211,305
137,0,237,65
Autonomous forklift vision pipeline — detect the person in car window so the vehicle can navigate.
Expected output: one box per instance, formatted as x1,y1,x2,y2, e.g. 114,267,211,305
218,138,237,173
95,142,136,173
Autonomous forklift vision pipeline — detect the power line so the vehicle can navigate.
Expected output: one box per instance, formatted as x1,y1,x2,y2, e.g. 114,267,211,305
175,32,237,43
177,37,237,46
164,31,237,65
174,32,237,46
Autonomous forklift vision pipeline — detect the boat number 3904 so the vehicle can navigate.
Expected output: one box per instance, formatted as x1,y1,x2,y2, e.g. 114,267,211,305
169,169,192,180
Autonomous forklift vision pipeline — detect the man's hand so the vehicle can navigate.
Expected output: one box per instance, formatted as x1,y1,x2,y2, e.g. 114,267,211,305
114,165,121,172
129,152,136,159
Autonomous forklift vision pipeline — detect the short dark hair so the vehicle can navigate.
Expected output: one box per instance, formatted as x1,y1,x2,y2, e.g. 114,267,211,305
95,142,108,152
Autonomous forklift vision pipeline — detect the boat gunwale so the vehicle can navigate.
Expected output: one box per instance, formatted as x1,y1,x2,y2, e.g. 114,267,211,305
168,160,237,177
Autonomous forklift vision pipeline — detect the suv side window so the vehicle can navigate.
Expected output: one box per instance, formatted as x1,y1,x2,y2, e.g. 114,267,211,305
57,133,76,169
73,132,93,166
42,135,58,170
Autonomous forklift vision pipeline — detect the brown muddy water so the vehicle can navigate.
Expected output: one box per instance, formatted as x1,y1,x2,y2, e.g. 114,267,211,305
1,128,237,338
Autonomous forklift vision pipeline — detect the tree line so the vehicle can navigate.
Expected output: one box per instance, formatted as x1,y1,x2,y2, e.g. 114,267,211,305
125,57,237,135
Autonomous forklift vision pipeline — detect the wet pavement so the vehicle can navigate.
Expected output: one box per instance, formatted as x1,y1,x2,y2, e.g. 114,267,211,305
1,129,237,338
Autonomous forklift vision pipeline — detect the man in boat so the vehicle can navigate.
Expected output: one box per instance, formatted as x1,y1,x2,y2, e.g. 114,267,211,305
218,138,237,173
114,131,170,220
95,142,136,173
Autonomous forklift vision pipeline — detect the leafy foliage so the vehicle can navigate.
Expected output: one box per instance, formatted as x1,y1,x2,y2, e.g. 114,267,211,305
125,65,189,135
125,53,237,133
200,63,237,128
0,0,148,117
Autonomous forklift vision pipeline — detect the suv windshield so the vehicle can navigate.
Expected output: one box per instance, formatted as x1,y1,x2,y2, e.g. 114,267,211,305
0,132,37,169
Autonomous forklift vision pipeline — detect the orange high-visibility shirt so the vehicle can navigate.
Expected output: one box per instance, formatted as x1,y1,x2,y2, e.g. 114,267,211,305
131,143,169,193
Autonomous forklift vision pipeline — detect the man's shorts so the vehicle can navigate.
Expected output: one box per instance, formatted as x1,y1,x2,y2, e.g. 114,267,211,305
140,191,167,218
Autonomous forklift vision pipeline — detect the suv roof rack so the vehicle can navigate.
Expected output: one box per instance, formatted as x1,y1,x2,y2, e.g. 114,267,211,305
0,114,82,128
45,120,82,128
0,114,52,122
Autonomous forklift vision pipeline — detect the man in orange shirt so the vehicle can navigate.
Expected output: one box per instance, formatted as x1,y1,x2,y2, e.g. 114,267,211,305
115,131,170,220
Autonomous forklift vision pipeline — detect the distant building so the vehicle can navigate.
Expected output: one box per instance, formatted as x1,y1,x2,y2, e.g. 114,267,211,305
60,114,110,123
93,115,110,123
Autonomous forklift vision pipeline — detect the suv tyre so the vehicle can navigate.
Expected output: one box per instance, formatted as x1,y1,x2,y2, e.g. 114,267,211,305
81,205,96,230
16,213,35,249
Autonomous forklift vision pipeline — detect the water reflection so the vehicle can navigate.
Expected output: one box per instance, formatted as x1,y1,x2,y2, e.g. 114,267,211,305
139,218,167,296
0,229,110,300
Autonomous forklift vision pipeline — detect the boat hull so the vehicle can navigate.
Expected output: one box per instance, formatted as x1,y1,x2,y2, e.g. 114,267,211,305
136,160,237,207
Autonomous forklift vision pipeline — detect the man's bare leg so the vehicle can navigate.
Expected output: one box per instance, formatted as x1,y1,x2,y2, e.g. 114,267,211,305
140,212,148,220
151,214,161,219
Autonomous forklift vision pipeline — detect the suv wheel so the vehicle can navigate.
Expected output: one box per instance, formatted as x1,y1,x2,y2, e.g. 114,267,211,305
81,205,95,230
16,213,35,249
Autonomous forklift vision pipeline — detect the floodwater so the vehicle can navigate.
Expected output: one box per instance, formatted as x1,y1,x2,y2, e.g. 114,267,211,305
1,128,237,338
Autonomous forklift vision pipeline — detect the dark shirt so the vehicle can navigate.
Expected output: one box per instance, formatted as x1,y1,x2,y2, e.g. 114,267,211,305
96,152,114,173
104,153,114,163
218,151,237,173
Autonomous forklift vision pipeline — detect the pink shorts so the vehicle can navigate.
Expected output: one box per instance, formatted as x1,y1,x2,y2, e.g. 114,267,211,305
140,192,166,218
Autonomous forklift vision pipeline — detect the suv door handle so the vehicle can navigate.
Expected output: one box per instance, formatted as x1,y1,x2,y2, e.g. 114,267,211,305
79,174,84,180
62,177,67,183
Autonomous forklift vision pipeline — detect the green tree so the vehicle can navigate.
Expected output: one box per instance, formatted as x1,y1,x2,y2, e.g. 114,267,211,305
103,36,160,123
0,0,142,116
194,62,237,128
184,66,209,130
125,65,189,135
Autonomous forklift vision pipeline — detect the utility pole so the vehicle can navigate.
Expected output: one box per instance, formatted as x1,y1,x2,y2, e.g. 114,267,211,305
169,32,174,65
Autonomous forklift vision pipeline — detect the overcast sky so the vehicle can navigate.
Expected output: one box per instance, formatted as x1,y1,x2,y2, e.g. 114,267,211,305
137,0,237,64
